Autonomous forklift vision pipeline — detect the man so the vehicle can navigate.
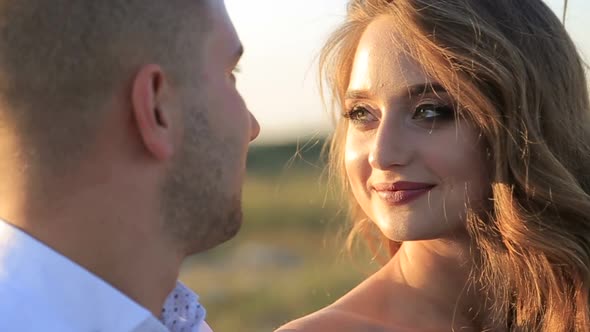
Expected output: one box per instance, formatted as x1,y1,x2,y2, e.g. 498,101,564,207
0,0,259,331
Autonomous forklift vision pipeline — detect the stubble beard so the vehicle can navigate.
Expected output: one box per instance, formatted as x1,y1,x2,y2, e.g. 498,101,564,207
160,106,243,255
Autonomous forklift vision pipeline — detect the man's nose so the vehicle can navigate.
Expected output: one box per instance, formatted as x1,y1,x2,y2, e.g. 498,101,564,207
249,112,260,142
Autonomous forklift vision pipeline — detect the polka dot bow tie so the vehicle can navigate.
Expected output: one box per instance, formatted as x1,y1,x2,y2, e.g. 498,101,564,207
160,282,208,332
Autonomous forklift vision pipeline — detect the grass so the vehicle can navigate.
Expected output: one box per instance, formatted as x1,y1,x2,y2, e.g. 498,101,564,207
178,141,379,332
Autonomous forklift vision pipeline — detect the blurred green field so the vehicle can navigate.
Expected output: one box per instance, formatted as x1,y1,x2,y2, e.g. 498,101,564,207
179,140,378,332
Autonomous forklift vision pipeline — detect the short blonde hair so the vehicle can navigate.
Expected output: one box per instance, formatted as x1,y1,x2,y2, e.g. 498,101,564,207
0,0,209,174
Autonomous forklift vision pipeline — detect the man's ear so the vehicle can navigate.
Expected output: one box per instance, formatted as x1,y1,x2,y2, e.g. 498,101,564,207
131,64,175,161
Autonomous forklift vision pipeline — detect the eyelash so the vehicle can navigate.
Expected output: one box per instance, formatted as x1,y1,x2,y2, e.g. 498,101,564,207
342,104,373,122
343,101,455,124
412,102,455,121
229,65,241,83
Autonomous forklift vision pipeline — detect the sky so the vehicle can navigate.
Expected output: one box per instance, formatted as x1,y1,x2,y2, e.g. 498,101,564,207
225,0,590,145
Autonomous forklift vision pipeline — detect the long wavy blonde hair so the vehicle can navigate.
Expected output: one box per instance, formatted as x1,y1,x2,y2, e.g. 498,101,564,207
320,0,590,330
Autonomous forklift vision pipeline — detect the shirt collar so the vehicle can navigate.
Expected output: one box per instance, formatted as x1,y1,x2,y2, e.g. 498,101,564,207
0,219,168,332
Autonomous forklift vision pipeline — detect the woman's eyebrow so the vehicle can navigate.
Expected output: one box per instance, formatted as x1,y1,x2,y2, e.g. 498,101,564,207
345,89,373,101
407,83,447,97
345,83,447,101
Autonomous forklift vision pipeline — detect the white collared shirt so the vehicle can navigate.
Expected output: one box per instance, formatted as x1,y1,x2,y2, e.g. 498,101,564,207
0,219,213,332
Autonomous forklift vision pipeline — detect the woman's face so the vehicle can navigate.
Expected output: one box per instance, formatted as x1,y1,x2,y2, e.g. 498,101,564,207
344,16,489,242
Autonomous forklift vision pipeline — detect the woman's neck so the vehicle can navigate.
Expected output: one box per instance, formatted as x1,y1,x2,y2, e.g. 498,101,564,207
380,237,495,331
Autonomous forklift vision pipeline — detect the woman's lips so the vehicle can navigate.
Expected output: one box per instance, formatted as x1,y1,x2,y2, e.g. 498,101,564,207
372,182,436,205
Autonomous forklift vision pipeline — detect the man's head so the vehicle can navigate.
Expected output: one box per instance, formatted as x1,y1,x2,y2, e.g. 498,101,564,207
158,0,260,253
0,0,259,253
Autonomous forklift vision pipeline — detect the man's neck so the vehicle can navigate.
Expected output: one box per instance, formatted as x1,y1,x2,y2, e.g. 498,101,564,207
1,193,182,317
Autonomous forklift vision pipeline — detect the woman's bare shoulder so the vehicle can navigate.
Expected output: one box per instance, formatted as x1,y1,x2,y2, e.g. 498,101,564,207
274,307,343,332
275,273,426,332
274,306,386,332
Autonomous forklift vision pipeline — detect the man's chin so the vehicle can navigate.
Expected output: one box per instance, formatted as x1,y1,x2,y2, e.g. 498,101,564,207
185,209,243,255
215,215,243,245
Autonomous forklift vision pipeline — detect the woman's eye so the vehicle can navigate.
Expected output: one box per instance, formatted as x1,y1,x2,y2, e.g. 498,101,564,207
412,104,454,121
344,106,375,123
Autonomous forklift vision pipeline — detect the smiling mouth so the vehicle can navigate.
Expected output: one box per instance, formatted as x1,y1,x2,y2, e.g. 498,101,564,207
372,183,436,205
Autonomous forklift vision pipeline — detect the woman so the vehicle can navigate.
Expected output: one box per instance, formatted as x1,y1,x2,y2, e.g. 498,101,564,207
278,0,590,331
